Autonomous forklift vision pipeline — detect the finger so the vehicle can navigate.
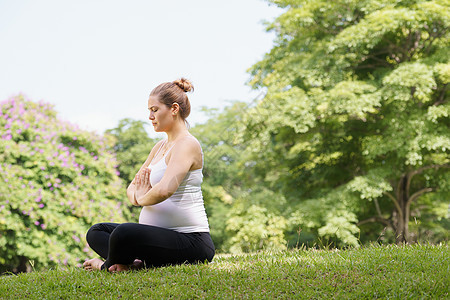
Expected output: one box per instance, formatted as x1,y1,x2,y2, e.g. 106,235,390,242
136,172,141,184
143,169,149,185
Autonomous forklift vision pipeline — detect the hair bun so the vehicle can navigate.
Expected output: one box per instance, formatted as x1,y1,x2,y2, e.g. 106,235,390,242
173,78,194,93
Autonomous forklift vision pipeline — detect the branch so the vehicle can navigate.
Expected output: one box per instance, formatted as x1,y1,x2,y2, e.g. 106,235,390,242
357,216,391,227
407,187,433,206
389,43,409,63
355,59,392,70
433,83,447,106
407,31,422,60
406,171,413,200
423,35,436,55
406,164,448,201
368,54,392,64
410,86,418,106
383,191,403,219
410,164,449,178
365,49,392,57
404,29,415,61
396,175,405,205
374,198,383,218
423,26,446,55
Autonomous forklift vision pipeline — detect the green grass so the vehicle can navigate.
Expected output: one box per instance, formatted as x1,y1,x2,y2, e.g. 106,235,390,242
0,244,448,299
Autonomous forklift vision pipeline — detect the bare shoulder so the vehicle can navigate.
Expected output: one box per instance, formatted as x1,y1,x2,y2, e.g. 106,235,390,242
167,135,202,170
174,135,202,154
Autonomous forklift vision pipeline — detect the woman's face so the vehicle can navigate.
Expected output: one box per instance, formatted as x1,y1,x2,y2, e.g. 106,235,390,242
148,96,173,132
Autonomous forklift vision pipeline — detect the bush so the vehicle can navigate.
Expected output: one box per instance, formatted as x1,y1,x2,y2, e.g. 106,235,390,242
0,96,131,272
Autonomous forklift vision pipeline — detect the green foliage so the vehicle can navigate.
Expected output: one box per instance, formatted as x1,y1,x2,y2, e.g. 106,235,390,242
244,0,450,245
105,118,156,183
225,189,288,253
288,187,362,247
347,170,393,200
0,96,130,272
317,210,360,247
191,104,251,252
105,119,157,220
192,104,289,253
1,245,449,299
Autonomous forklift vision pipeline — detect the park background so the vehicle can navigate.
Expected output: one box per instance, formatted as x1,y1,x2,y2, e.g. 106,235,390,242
0,0,449,273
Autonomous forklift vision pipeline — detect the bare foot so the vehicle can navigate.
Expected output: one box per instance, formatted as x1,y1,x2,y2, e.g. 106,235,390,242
108,263,130,272
83,258,104,271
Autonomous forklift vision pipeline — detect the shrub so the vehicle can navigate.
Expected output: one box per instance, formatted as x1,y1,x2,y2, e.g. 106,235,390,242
0,96,131,272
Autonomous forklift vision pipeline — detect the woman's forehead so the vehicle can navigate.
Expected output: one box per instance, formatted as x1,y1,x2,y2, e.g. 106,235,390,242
148,96,160,106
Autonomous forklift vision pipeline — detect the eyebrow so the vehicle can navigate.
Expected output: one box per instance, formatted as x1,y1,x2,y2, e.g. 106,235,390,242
148,106,158,110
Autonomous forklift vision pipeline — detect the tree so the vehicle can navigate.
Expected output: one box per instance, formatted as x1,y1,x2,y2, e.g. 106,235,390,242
191,104,288,252
0,96,131,272
244,0,449,245
105,118,156,183
105,118,157,220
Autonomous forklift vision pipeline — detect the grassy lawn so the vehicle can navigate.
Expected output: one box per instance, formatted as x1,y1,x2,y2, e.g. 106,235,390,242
0,244,448,299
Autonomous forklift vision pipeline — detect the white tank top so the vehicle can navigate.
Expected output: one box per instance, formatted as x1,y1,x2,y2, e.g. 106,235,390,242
138,139,210,233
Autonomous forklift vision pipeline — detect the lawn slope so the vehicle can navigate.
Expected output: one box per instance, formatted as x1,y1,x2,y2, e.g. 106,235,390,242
1,244,448,299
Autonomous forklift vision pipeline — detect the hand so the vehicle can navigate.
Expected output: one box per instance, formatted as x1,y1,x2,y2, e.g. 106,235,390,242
134,168,152,204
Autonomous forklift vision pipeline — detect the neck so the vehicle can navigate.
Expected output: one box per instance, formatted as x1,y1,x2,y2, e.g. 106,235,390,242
166,119,189,142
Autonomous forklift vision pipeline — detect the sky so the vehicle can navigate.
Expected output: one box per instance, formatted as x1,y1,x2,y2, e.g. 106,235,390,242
0,0,284,137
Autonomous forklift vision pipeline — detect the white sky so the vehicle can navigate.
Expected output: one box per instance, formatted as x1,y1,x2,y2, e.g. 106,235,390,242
0,0,283,136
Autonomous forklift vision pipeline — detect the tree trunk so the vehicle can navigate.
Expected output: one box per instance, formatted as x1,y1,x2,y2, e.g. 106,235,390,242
395,175,410,244
13,256,32,273
364,165,445,244
394,168,438,243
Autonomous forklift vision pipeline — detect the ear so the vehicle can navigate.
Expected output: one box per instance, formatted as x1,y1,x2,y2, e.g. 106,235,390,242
171,103,180,116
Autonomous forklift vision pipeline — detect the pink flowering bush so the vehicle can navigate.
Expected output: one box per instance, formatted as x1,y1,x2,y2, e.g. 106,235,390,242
0,96,131,272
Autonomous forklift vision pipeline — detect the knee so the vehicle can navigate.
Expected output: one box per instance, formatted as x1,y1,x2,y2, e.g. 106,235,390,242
86,223,102,245
109,223,135,244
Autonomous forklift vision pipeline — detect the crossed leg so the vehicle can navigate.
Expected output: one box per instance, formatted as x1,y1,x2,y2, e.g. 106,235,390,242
84,222,214,272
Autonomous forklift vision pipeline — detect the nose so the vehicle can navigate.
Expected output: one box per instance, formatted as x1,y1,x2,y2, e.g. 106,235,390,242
149,111,155,120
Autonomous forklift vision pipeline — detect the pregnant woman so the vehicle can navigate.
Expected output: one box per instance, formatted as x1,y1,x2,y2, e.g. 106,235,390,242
83,78,215,272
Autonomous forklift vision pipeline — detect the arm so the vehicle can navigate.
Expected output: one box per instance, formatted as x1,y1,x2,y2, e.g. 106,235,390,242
135,138,200,206
127,173,148,206
126,140,164,206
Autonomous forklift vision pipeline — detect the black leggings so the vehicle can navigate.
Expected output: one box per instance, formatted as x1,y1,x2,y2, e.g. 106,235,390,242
86,222,215,270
